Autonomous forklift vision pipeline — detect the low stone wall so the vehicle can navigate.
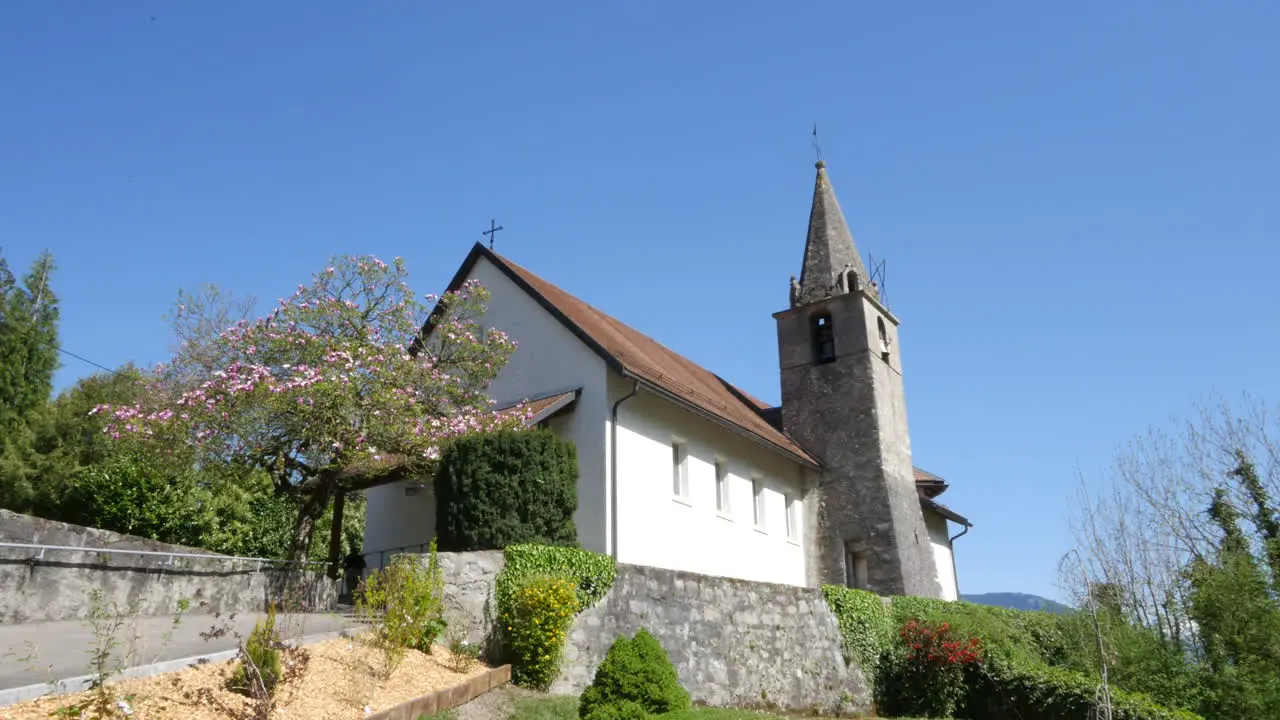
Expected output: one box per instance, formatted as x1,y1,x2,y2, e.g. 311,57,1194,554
431,551,868,713
0,510,339,624
435,550,506,648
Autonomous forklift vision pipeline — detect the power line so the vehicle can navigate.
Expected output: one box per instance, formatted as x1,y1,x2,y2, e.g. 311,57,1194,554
35,337,129,378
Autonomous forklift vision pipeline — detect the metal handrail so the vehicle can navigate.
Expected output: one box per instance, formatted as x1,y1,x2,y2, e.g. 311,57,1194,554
356,542,431,572
0,541,329,570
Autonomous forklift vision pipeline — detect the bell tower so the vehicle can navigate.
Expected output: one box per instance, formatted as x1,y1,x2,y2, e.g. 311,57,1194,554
774,160,942,597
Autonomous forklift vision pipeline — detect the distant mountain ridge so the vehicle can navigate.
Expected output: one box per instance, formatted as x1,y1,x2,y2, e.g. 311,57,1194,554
961,592,1073,614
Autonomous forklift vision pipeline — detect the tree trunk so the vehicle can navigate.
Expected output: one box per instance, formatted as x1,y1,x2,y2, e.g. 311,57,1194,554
288,482,332,566
326,491,346,579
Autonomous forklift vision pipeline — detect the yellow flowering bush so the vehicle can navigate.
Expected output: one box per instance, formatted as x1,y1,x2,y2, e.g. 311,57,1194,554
495,544,617,689
500,574,580,689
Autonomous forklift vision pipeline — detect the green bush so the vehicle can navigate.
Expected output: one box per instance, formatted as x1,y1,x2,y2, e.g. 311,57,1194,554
890,595,1068,669
877,619,983,718
821,588,1201,720
357,541,449,658
578,629,690,720
500,544,618,610
496,544,618,689
822,586,892,679
501,574,580,689
230,604,283,696
435,429,579,551
966,660,1204,720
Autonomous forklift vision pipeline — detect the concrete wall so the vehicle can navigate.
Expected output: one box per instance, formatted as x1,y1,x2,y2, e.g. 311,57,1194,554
925,510,958,601
608,375,809,587
363,255,610,560
0,510,338,624
433,551,869,714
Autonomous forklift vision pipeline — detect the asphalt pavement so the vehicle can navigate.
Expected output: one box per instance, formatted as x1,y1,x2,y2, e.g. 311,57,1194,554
0,611,360,692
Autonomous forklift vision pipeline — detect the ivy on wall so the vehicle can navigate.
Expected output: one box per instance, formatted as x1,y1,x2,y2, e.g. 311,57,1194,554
495,543,618,689
822,586,893,681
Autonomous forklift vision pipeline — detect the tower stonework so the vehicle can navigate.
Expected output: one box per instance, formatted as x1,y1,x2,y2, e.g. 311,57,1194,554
775,161,942,598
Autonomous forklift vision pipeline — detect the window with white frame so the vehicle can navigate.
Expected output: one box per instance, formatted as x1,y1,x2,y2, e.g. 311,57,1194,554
785,494,799,540
671,441,689,498
752,477,765,528
715,460,729,514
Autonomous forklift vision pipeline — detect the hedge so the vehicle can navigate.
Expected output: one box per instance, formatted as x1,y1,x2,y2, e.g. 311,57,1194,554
965,661,1205,720
822,589,1203,720
434,428,579,551
496,544,618,689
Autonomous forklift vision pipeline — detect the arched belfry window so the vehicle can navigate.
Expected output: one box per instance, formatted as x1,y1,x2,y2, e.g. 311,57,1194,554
812,313,835,365
876,316,890,360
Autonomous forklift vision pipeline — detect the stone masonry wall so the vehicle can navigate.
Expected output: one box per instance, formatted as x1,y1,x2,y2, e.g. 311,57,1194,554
433,551,869,713
0,510,339,623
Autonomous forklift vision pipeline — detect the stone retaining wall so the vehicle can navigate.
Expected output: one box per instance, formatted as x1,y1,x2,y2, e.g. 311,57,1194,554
0,510,339,623
430,550,869,713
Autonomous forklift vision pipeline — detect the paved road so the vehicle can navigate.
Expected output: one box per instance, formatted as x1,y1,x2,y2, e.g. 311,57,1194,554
0,611,360,691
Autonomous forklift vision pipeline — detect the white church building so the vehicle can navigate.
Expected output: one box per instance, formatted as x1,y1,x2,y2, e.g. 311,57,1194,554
363,161,971,600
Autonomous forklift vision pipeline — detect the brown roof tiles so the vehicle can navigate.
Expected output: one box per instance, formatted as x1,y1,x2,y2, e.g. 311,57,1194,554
436,244,819,467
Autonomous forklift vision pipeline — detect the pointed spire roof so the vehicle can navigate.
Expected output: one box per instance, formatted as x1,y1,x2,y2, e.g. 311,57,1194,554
793,160,874,307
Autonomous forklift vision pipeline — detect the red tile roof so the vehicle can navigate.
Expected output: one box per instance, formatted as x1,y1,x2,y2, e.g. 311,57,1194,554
424,245,968,524
435,245,819,467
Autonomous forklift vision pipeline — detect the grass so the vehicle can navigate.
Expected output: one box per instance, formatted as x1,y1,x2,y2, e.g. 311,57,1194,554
500,695,927,720
418,693,931,720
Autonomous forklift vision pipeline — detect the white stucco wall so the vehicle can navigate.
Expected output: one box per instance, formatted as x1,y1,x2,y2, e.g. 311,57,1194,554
925,510,959,601
360,481,436,571
362,255,610,560
607,373,808,587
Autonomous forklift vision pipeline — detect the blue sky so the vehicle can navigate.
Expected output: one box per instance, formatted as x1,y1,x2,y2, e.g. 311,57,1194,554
3,2,1278,601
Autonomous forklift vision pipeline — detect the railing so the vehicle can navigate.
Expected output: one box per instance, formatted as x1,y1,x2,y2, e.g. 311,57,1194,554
357,543,432,572
0,541,330,572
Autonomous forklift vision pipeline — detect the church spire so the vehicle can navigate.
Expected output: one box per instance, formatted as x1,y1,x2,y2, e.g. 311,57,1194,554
791,160,875,308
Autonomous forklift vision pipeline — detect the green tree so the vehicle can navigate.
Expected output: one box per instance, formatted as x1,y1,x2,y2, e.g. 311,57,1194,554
95,256,528,563
1184,454,1280,719
0,250,60,510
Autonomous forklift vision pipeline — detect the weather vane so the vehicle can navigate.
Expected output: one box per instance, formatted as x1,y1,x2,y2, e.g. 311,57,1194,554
812,123,824,163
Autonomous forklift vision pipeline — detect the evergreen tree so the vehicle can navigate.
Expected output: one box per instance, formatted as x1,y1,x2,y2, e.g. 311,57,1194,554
0,251,60,510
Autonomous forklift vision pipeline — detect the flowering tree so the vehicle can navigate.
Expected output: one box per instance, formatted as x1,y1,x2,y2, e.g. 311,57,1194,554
93,255,529,563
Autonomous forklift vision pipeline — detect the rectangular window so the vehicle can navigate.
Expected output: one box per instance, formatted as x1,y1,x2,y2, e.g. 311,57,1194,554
672,442,688,498
715,460,729,514
785,495,799,539
752,478,765,529
847,548,869,590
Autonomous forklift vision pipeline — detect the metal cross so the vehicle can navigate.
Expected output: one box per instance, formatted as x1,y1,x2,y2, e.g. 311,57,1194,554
482,219,504,250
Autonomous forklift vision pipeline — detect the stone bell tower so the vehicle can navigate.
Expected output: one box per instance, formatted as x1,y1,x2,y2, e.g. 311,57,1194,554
774,160,942,598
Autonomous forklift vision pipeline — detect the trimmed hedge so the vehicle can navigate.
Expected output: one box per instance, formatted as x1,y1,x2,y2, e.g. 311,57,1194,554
966,661,1205,720
822,590,1204,720
434,428,579,551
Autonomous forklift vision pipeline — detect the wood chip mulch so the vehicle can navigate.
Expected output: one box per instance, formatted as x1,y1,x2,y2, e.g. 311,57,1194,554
1,633,489,720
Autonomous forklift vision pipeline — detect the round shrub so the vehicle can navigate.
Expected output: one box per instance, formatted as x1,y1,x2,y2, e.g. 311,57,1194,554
500,574,580,690
435,428,579,551
578,629,690,720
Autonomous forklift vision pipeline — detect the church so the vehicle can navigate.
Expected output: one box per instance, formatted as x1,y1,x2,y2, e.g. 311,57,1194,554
362,160,971,599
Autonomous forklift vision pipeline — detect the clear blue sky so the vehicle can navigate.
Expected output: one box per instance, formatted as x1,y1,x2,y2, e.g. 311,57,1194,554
3,2,1278,602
